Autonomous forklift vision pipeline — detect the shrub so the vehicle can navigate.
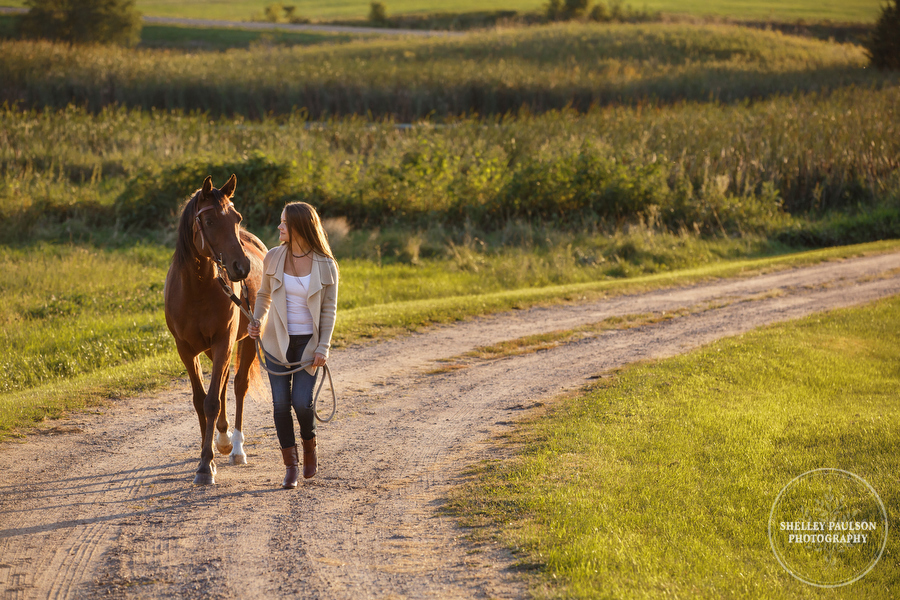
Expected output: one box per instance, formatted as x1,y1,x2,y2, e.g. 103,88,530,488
284,5,309,24
867,0,900,70
255,4,307,24
564,0,591,19
18,0,141,46
369,2,388,24
609,0,624,20
263,4,281,22
115,154,294,231
545,0,564,21
590,2,610,22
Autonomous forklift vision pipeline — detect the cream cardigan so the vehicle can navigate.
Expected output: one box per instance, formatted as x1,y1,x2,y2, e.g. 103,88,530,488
252,244,339,375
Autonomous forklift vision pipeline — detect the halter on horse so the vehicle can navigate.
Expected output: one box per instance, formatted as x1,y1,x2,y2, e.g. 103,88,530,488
164,175,268,485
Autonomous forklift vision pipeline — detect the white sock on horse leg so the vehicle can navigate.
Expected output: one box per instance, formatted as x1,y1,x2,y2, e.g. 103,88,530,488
230,430,248,465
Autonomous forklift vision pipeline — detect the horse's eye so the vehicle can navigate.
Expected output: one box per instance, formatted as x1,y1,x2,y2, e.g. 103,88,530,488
205,219,213,227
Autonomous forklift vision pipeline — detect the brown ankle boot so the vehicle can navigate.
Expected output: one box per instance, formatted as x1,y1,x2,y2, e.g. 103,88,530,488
301,437,317,479
281,445,299,489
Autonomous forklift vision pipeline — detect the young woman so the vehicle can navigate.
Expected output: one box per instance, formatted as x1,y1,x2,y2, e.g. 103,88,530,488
248,202,339,488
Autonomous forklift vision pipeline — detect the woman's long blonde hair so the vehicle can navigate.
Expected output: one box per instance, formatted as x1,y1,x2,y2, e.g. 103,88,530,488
282,202,337,268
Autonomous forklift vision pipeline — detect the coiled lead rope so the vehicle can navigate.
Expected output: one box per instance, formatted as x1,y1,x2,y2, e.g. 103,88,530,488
253,344,336,423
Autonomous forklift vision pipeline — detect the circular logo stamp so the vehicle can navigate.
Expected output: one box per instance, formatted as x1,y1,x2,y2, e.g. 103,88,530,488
768,468,888,587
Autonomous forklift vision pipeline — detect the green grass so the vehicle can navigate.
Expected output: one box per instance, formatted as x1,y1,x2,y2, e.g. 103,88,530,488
2,239,898,439
0,16,372,47
0,244,172,393
0,15,18,39
0,0,879,23
0,354,186,438
332,240,900,342
4,22,894,233
4,83,899,241
451,294,900,598
1,15,898,443
139,24,364,50
1,22,882,119
147,0,881,23
639,0,881,22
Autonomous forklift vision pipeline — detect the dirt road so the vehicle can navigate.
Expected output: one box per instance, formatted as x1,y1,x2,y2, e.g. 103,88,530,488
1,251,899,599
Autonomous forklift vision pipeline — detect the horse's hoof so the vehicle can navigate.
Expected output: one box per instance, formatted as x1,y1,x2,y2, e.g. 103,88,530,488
193,472,215,485
215,430,234,455
229,453,247,466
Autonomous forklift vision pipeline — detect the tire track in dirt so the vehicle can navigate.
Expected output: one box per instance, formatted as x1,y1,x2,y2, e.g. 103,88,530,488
0,251,898,599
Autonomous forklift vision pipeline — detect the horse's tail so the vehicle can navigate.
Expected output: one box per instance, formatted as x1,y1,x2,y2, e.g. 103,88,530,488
243,337,267,403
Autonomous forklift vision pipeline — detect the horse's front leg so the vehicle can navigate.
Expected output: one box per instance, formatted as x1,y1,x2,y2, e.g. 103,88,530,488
176,346,207,435
195,345,231,485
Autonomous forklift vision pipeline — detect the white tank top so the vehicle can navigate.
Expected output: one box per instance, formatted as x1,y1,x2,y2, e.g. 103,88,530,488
284,273,314,335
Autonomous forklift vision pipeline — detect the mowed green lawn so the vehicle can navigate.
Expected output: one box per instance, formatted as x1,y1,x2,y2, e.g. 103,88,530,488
0,0,882,22
135,0,883,22
452,294,900,598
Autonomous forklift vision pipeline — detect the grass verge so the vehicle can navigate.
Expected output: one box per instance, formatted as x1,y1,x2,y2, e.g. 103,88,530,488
448,295,900,598
333,239,900,343
0,353,183,440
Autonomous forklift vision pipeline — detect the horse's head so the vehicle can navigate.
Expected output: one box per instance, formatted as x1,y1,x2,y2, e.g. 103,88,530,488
192,174,252,281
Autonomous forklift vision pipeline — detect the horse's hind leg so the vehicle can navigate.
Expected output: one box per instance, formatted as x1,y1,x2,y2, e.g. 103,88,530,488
214,376,234,457
229,338,256,465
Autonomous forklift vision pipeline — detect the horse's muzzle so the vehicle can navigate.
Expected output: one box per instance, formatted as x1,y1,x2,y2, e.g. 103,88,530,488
229,257,251,281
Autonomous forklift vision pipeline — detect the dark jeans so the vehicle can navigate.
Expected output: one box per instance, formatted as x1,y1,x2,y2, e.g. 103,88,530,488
266,334,317,449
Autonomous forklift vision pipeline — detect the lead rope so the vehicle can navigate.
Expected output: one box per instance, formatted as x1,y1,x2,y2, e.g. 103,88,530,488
215,272,336,423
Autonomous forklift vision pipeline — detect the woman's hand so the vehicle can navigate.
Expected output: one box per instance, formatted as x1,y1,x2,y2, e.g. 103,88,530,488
247,320,261,340
312,353,327,368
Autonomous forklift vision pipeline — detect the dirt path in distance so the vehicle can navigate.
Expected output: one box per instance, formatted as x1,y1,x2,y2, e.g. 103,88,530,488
1,251,899,599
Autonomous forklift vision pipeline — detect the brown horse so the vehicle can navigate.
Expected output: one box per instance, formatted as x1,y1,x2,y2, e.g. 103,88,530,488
164,175,268,485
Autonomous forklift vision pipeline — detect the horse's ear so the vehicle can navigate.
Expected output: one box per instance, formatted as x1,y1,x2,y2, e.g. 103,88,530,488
221,174,237,199
202,176,213,196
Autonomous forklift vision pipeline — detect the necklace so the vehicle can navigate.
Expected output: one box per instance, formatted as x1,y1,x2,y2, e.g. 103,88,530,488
291,248,312,259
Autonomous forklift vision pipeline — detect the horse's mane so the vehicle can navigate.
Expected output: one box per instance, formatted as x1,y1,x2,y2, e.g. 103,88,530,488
172,187,228,272
172,189,202,272
172,187,265,272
